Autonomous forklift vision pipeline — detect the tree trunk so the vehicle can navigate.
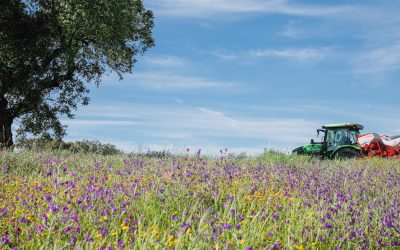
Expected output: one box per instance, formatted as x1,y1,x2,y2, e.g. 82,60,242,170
0,98,13,148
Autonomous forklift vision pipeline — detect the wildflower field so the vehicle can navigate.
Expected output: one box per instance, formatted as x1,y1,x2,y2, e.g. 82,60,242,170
0,150,399,249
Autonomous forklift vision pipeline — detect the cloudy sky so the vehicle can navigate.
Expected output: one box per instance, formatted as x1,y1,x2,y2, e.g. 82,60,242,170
64,0,400,154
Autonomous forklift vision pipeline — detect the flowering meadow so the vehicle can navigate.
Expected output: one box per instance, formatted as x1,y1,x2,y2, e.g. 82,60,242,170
0,150,399,249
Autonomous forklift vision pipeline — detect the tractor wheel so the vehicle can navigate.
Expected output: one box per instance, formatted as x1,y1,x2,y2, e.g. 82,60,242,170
292,147,304,155
334,148,359,160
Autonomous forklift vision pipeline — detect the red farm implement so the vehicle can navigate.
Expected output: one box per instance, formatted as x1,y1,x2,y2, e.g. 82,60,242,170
292,123,400,159
358,133,400,158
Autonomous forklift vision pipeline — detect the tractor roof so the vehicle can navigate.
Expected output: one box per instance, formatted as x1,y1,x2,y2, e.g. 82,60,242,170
322,123,364,130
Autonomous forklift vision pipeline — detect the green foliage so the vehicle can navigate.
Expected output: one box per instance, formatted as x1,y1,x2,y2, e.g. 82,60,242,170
0,0,154,147
258,150,317,165
129,149,173,158
227,152,248,160
16,137,123,155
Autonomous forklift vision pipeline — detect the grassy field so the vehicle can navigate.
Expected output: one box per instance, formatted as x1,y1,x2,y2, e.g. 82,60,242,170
0,150,399,249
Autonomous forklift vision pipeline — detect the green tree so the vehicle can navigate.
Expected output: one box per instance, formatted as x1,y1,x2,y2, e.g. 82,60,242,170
0,0,154,148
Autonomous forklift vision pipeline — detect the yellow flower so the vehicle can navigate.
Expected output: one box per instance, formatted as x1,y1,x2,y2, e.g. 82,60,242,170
244,195,252,202
121,225,129,230
298,245,304,250
166,235,179,247
111,232,117,236
94,233,102,238
149,225,159,232
254,191,263,199
240,239,245,245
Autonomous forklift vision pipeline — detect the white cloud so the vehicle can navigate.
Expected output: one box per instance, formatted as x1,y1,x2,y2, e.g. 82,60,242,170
66,120,140,126
147,0,356,18
211,51,239,60
211,48,329,62
279,21,302,39
144,56,186,67
172,97,184,104
352,43,400,74
132,72,235,90
67,103,319,147
247,48,327,61
278,21,335,39
103,71,236,91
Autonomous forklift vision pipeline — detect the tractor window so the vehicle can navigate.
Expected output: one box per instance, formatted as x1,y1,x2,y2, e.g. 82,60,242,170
326,130,336,146
349,130,360,144
326,129,350,147
336,130,348,145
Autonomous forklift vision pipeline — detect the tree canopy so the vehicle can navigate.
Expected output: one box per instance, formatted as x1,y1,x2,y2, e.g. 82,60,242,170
0,0,154,147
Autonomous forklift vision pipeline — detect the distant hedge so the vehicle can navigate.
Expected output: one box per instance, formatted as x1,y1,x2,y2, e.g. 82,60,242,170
16,137,123,155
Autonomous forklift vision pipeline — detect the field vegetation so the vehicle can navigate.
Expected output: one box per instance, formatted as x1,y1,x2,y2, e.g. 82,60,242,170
0,148,399,249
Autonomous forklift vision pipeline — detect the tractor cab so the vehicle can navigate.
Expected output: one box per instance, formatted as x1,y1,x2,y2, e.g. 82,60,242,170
293,123,363,159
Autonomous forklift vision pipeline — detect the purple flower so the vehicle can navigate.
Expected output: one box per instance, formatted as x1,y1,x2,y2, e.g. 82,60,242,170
71,214,79,222
70,235,77,245
269,242,281,250
50,204,58,213
117,239,125,248
222,223,232,230
84,234,93,242
326,212,332,219
181,222,191,232
20,217,30,224
1,236,10,244
235,224,241,230
42,213,49,221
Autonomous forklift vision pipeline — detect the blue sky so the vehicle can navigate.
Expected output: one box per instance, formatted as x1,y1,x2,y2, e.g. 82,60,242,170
63,0,400,154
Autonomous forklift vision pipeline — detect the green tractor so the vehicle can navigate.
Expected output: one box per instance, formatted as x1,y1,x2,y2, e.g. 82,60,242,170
292,123,363,159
